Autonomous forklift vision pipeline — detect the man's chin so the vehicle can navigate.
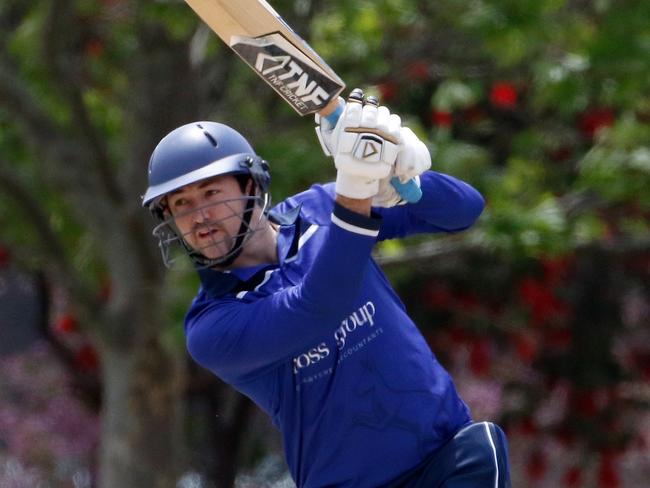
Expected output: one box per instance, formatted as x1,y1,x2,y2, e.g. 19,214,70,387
194,243,230,262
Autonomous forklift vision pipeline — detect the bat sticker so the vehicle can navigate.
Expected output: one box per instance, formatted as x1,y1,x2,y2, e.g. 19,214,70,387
231,32,345,116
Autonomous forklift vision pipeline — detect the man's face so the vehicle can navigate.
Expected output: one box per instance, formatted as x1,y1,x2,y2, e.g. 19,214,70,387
166,175,249,260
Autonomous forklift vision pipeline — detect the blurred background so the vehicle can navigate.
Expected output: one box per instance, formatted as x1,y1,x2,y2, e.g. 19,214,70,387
1,0,649,486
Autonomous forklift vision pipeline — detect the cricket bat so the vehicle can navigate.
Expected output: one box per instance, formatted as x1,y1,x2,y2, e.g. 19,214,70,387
183,0,422,202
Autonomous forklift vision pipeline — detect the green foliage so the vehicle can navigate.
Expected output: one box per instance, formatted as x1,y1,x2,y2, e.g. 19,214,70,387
256,125,334,201
1,0,649,484
3,0,646,324
577,116,650,207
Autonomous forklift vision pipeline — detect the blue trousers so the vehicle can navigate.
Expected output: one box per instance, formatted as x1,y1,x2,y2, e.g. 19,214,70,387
386,422,511,487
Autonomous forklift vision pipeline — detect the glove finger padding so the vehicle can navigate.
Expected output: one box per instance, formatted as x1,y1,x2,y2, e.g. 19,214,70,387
372,126,429,208
328,102,359,155
314,96,345,156
395,127,432,182
377,109,401,142
360,102,379,128
329,93,402,200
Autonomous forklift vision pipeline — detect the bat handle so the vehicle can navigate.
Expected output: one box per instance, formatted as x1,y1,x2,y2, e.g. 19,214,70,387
319,99,423,204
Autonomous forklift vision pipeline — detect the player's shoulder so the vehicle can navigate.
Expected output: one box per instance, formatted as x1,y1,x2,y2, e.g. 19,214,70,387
272,182,336,225
184,291,243,349
185,288,238,328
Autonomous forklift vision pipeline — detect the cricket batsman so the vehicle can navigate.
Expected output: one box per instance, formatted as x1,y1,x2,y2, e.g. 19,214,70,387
142,90,511,487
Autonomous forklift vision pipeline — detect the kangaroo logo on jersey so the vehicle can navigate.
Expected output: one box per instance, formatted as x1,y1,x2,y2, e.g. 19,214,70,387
231,32,345,116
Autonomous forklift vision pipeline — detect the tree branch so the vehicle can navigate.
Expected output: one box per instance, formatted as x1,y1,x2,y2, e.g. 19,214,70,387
0,4,161,325
375,236,479,268
0,161,97,309
375,234,650,269
0,3,32,49
0,53,105,198
0,57,60,142
42,0,123,203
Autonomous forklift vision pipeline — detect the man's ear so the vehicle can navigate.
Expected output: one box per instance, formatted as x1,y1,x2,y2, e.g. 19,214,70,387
160,196,173,218
245,177,255,195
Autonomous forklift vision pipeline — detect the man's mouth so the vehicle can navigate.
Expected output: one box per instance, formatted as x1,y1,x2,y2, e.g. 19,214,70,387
197,227,219,239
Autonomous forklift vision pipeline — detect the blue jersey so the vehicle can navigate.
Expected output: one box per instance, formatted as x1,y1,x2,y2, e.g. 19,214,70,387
185,171,484,487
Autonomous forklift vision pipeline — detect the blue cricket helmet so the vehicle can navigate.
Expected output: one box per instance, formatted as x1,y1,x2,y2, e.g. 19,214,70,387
142,121,270,212
142,121,272,268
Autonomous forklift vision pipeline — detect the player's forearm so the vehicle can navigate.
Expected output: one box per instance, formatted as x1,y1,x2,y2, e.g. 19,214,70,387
373,171,485,239
414,171,484,231
301,200,379,296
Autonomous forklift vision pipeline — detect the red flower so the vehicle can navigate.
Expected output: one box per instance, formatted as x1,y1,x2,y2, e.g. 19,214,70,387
447,325,469,346
519,416,539,436
378,81,398,103
563,466,583,487
541,257,572,285
406,61,429,82
578,108,615,139
55,314,77,333
548,145,574,162
555,426,576,447
456,293,481,313
469,338,492,376
513,331,538,364
597,451,620,488
431,110,453,128
423,284,454,309
526,451,547,481
462,105,485,124
572,389,609,418
518,277,570,326
0,246,10,268
545,328,573,351
576,391,598,417
490,82,518,109
85,39,105,58
638,353,650,381
75,345,100,372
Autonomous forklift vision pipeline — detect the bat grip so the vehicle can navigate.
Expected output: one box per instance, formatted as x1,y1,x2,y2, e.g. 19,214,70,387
321,100,422,203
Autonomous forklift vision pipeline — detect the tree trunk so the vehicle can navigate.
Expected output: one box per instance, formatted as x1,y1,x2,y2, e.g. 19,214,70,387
99,322,185,488
570,249,622,388
213,389,254,488
95,13,200,488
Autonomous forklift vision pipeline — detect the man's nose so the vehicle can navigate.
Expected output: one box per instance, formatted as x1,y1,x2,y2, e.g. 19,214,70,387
192,206,212,224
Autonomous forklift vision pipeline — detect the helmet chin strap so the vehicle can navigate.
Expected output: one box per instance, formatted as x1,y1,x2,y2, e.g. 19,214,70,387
159,171,270,270
216,182,257,267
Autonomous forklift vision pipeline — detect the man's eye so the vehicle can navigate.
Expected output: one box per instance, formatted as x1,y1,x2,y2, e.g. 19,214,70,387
172,198,188,207
206,189,221,197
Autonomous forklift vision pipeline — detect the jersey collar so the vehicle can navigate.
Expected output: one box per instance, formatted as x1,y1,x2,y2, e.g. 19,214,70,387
197,204,302,298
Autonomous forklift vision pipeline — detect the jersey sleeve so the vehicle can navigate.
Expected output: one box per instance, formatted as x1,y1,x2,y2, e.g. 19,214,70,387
185,203,381,381
375,171,485,240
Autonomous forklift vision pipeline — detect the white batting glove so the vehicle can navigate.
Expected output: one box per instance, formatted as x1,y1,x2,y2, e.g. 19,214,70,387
371,127,432,207
314,97,343,157
322,90,401,199
373,174,421,207
396,127,432,181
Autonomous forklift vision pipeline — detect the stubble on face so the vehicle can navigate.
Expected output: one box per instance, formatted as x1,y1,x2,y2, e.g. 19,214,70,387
186,204,244,259
166,176,248,261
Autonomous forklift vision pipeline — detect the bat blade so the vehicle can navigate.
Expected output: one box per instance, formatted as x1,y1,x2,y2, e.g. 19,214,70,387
183,0,423,203
184,0,345,116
